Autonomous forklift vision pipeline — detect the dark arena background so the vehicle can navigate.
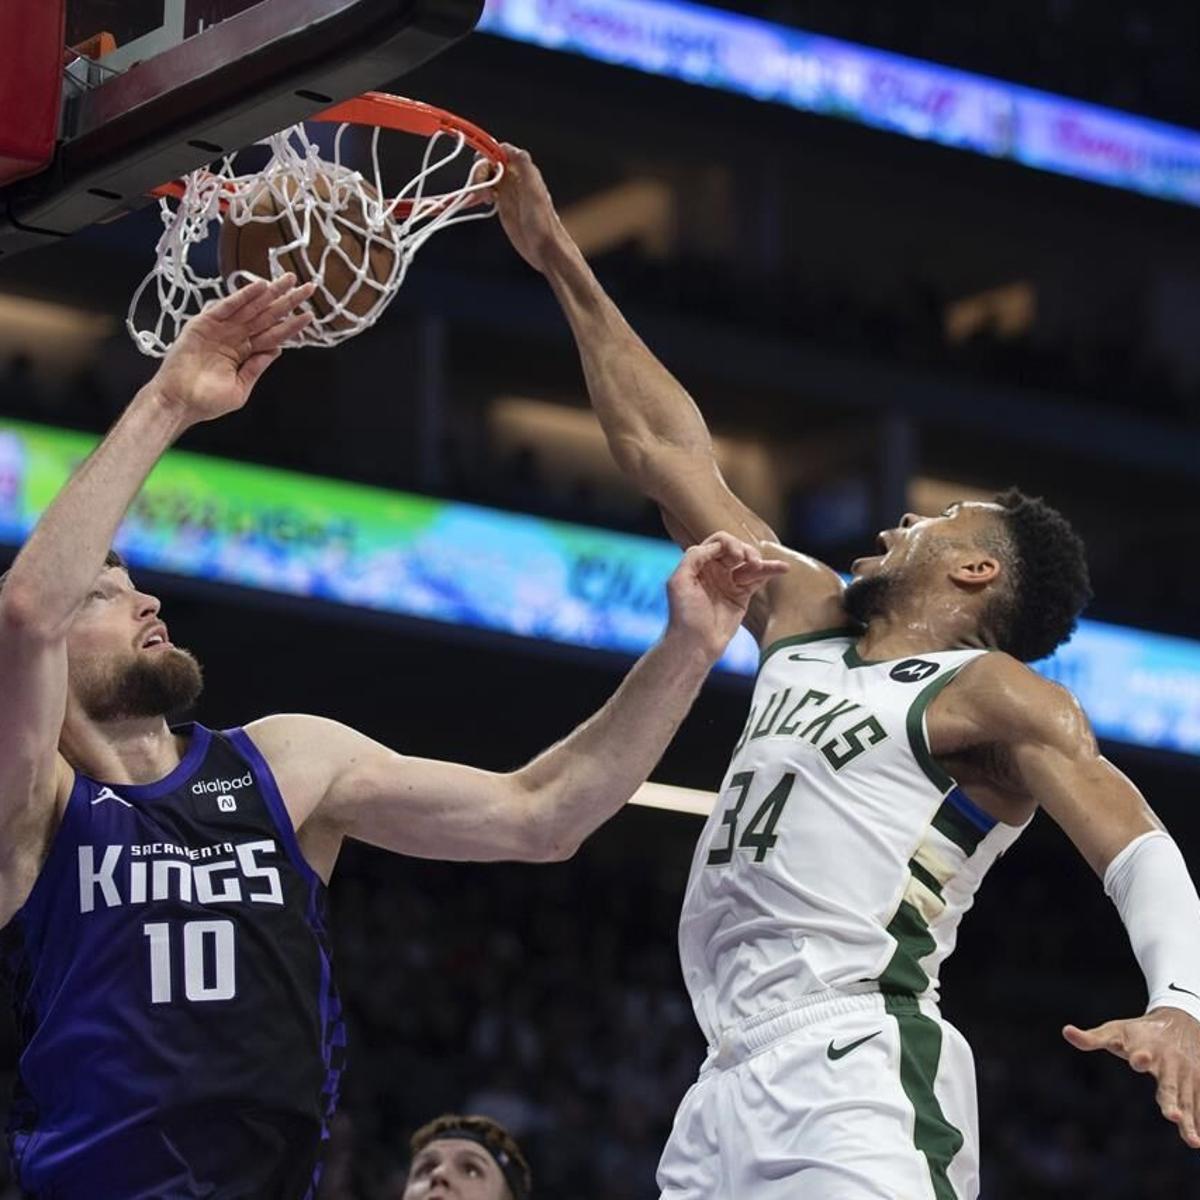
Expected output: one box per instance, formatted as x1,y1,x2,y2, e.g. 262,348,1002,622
3,1,1200,1196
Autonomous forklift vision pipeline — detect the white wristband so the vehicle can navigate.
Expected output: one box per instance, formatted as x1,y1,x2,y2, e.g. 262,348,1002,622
1105,831,1200,1024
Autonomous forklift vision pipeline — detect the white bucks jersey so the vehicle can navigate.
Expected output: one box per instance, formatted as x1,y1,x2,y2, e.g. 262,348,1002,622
679,629,1028,1043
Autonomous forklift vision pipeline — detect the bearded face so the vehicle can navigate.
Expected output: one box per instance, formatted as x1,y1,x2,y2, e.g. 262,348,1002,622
71,644,204,722
842,571,894,626
64,566,203,724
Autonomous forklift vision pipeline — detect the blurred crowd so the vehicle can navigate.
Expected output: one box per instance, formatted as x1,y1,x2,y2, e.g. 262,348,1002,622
732,0,1200,126
602,254,1200,431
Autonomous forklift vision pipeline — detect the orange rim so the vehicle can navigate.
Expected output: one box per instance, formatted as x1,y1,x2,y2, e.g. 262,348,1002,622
151,91,506,212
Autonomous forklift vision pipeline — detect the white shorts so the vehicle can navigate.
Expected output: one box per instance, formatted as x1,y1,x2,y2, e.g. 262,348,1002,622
657,988,979,1200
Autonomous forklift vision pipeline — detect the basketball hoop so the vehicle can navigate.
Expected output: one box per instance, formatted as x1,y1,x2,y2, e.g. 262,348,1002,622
128,93,506,357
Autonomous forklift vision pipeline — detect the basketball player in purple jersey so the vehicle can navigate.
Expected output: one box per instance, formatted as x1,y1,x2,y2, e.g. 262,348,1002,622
0,274,784,1199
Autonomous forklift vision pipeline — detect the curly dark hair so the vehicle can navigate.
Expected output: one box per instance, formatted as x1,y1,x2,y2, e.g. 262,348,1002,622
0,548,127,596
986,488,1092,663
408,1113,532,1199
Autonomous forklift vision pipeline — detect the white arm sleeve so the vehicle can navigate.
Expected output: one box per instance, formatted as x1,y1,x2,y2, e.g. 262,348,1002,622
1104,830,1200,1024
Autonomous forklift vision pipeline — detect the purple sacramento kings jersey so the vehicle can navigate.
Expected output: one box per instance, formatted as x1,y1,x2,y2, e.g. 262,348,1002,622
0,724,346,1200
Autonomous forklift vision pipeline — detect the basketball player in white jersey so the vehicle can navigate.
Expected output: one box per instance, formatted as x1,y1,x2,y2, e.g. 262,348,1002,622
491,152,1200,1199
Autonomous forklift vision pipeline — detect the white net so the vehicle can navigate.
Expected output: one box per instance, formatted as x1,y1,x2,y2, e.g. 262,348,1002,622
128,116,502,356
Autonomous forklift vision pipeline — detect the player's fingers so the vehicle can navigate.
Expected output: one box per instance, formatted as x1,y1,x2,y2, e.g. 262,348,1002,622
1157,1063,1184,1126
1062,1022,1128,1057
1129,1047,1155,1073
500,143,530,169
1178,1087,1200,1148
245,282,316,337
736,560,789,581
1190,1080,1200,1148
249,309,312,354
222,273,298,325
208,276,272,321
684,540,727,569
701,531,753,565
727,561,788,597
236,271,304,326
1169,1066,1200,1145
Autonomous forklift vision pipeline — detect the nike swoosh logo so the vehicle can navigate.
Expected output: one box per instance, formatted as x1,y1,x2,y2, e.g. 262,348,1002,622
827,1031,881,1061
788,655,827,663
1169,982,1200,1001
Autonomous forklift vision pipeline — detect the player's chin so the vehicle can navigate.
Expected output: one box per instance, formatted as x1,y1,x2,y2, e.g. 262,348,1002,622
849,555,880,576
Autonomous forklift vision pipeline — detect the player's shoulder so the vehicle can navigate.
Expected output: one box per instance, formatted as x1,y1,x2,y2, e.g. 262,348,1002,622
241,712,351,760
757,542,847,644
761,541,844,590
950,651,1089,742
241,712,381,776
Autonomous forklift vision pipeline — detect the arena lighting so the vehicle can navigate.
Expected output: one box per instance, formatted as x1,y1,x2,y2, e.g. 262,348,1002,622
478,0,1200,210
0,294,117,370
561,178,676,257
1,417,1199,758
490,396,782,525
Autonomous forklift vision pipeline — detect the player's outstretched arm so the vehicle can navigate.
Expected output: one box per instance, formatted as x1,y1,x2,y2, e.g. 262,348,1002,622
251,534,785,867
960,658,1200,1149
0,277,312,915
492,147,844,643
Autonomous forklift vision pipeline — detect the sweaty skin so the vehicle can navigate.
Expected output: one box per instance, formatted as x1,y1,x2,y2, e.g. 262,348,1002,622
489,145,1200,1150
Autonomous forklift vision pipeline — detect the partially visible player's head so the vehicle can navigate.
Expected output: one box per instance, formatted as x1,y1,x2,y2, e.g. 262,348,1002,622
0,550,203,723
843,489,1091,662
402,1114,531,1200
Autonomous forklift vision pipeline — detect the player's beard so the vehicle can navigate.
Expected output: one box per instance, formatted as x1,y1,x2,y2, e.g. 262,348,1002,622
842,572,895,626
75,646,204,722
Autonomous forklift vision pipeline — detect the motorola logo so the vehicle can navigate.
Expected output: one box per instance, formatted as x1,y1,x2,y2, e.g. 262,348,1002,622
890,660,940,683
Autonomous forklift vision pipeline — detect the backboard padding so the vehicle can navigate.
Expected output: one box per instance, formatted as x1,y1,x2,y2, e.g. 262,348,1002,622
0,0,483,258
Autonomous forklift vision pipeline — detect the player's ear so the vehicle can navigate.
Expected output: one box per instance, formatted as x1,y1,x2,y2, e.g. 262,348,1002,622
948,555,1001,588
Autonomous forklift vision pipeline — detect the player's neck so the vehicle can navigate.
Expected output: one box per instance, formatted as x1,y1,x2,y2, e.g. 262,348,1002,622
60,713,188,787
857,598,987,662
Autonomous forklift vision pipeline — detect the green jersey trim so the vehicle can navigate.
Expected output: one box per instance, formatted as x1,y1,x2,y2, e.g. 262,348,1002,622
878,899,937,995
905,667,966,795
758,628,860,673
885,995,965,1200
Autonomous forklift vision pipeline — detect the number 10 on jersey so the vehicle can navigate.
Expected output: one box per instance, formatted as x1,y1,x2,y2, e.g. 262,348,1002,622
707,771,796,866
144,919,237,1003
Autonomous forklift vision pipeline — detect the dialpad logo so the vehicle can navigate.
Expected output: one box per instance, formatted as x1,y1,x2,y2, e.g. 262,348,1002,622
890,659,940,683
191,773,252,796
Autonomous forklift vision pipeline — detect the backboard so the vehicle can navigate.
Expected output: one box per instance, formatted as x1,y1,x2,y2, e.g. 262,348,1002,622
0,0,483,258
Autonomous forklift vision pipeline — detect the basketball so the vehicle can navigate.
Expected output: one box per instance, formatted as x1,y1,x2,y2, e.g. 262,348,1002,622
218,174,399,333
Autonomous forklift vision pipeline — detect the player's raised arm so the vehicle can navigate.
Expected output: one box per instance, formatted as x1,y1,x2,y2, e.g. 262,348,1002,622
250,534,786,866
492,147,844,643
0,277,312,918
951,655,1200,1149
